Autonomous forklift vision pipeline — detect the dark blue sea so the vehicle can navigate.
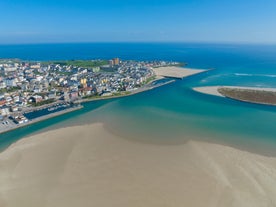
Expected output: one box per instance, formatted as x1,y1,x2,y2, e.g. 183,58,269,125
1,43,276,154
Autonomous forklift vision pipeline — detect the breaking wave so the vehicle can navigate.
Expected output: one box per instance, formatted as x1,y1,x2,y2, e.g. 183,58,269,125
234,73,276,78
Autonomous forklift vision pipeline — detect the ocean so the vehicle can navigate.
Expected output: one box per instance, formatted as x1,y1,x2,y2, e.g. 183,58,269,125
1,43,276,154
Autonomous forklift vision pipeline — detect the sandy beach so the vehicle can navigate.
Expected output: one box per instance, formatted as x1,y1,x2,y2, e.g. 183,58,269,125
1,123,276,207
152,66,206,79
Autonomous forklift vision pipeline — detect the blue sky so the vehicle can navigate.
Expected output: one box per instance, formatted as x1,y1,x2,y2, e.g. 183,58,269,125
1,0,276,44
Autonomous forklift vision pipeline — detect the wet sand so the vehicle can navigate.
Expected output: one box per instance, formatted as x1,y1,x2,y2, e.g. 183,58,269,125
1,123,276,207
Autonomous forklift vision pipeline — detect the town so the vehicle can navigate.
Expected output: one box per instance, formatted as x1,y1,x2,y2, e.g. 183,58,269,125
0,58,180,132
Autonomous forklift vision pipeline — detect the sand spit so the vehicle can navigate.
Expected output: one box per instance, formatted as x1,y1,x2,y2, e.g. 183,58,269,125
193,86,224,97
152,66,206,79
1,123,276,206
194,86,276,97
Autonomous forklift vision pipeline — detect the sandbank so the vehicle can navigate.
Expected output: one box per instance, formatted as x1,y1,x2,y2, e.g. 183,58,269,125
1,123,276,206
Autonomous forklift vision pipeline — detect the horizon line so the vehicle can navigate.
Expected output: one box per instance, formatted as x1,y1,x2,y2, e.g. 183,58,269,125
1,40,276,46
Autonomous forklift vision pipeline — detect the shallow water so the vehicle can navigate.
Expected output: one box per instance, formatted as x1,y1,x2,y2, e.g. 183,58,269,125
1,43,276,155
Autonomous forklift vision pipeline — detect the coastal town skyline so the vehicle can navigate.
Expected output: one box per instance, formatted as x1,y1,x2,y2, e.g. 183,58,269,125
1,0,276,44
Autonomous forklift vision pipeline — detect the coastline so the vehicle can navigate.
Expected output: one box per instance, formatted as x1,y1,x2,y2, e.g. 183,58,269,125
1,123,276,206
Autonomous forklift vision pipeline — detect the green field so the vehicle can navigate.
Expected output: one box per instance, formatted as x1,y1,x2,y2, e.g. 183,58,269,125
42,60,108,68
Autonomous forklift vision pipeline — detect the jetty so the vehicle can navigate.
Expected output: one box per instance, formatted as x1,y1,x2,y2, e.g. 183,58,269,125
152,66,207,79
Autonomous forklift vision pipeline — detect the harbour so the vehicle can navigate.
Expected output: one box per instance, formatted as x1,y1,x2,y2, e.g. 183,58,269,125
0,103,83,135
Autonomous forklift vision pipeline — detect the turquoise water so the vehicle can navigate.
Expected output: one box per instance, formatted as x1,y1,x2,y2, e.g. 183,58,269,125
1,43,276,155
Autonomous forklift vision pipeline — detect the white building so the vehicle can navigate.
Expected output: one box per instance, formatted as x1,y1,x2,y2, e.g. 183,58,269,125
0,81,6,89
5,78,17,87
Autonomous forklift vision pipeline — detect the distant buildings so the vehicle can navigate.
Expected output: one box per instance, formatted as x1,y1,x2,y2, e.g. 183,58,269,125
109,58,120,67
113,58,120,65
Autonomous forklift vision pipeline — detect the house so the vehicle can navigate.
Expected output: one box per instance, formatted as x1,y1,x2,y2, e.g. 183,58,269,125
0,81,6,89
28,95,43,103
0,98,6,106
5,78,17,87
0,106,10,116
69,91,78,101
